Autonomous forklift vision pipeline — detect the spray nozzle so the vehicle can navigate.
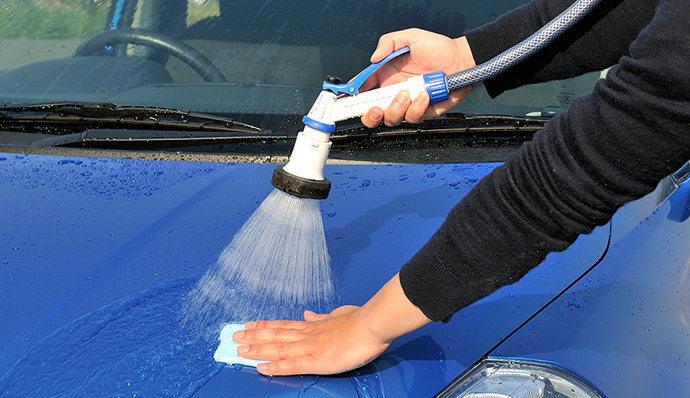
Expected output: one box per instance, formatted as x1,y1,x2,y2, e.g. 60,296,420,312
270,88,337,199
272,47,448,200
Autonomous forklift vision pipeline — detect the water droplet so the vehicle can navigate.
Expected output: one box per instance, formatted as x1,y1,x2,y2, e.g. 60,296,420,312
426,172,436,178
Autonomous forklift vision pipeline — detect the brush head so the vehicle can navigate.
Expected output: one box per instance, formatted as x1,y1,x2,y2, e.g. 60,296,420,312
271,165,331,200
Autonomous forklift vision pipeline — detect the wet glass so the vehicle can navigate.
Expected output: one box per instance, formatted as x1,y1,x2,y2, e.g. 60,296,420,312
0,0,601,133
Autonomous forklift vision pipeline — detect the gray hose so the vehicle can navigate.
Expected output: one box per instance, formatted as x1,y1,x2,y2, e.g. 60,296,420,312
447,0,603,92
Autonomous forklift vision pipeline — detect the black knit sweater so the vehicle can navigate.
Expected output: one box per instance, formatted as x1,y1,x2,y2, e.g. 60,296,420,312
399,0,690,322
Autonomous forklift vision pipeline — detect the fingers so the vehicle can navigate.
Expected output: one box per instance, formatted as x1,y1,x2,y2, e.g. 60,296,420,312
362,106,384,128
234,324,306,345
406,91,430,124
236,340,305,361
256,355,325,376
233,326,334,375
230,304,388,376
243,319,304,330
383,91,411,126
361,91,430,128
257,357,305,376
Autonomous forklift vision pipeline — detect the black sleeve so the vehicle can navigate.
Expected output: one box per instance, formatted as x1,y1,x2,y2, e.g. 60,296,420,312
400,0,690,322
464,0,659,97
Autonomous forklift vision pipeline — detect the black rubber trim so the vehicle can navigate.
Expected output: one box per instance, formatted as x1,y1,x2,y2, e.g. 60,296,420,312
271,165,331,200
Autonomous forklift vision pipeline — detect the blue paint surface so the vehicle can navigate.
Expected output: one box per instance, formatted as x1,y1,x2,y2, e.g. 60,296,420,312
0,153,613,396
492,180,690,396
0,276,223,397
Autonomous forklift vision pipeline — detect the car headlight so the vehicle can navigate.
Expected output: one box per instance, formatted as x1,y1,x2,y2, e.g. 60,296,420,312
436,357,605,398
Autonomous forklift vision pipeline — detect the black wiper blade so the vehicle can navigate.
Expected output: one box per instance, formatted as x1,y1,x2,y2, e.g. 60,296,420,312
13,128,289,150
0,102,263,134
333,112,548,138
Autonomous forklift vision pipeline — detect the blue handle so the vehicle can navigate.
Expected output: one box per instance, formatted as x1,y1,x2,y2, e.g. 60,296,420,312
322,47,410,95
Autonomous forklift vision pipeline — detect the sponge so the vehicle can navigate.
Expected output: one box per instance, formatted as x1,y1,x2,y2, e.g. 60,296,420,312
213,323,268,368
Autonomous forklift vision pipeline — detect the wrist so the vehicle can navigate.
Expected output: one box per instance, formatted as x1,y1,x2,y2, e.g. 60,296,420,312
452,36,477,72
358,273,431,344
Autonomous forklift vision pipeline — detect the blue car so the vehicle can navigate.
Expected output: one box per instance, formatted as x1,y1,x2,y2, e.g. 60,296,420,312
1,0,689,397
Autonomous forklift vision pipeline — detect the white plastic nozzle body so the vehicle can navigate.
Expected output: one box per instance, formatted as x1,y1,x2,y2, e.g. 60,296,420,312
282,126,332,181
329,75,427,122
282,90,336,182
282,72,446,182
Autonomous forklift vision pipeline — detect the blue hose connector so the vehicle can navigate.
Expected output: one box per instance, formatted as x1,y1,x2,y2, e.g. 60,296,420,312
423,71,449,104
302,115,336,133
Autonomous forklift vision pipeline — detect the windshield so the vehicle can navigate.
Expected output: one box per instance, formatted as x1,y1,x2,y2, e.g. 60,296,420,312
0,0,601,134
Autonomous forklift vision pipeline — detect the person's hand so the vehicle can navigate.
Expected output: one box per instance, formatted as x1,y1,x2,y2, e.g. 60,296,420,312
232,273,431,376
360,28,477,127
233,305,388,375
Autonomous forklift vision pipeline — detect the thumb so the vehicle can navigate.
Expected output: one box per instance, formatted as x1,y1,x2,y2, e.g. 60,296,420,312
371,36,397,63
371,28,420,63
304,310,328,322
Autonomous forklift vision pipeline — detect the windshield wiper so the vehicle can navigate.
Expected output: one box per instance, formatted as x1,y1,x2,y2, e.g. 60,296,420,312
333,112,548,139
0,102,263,134
324,113,549,163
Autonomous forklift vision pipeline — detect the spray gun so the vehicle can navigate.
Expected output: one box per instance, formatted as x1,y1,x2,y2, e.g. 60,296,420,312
270,0,602,200
271,47,449,200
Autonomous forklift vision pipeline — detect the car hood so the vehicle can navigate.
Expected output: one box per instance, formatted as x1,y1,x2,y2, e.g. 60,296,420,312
491,173,690,397
0,152,611,397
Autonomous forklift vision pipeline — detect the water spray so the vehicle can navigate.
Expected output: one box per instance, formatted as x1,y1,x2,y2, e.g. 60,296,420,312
271,0,603,200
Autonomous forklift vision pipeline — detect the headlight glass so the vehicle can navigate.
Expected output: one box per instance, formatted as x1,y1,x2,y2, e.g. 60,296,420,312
437,358,605,398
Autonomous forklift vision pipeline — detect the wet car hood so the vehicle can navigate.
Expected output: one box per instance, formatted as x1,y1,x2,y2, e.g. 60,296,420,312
490,178,690,396
0,152,612,397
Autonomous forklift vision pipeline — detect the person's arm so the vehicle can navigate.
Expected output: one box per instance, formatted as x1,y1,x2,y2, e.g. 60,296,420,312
233,273,430,376
468,0,660,97
401,0,690,322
